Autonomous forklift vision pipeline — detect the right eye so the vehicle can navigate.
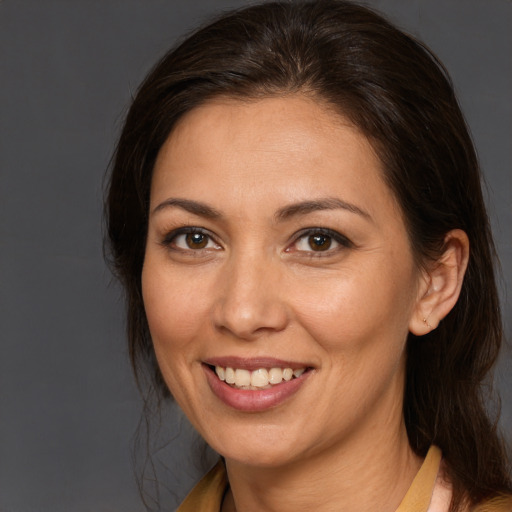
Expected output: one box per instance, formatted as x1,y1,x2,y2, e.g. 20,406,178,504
162,228,221,252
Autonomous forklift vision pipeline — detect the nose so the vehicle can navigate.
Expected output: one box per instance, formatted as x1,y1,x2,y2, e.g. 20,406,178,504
212,252,289,341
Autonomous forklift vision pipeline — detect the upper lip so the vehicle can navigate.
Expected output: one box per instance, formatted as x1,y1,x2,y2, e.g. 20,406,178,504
203,356,311,372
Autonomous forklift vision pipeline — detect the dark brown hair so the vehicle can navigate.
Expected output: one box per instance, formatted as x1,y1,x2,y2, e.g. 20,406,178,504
106,1,511,508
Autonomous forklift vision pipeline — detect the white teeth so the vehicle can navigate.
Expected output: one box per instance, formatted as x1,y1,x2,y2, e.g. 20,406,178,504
225,367,235,384
215,366,225,381
214,365,307,388
234,369,251,387
268,367,283,384
250,368,269,388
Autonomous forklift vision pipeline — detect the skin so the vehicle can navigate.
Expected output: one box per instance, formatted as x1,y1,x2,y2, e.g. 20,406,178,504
142,95,468,512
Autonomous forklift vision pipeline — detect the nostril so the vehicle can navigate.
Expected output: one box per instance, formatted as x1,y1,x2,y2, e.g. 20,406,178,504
212,298,290,341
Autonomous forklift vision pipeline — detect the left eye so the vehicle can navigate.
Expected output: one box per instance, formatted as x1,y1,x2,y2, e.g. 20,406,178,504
295,233,337,252
301,233,333,251
292,229,350,253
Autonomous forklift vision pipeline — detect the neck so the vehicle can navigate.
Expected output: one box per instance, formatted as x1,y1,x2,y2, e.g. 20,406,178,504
222,416,422,512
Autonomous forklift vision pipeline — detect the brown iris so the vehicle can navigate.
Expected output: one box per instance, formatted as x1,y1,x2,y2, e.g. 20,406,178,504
308,234,332,251
186,233,208,249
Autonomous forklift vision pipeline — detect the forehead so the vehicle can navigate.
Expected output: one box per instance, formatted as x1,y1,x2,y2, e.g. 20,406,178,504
151,95,401,227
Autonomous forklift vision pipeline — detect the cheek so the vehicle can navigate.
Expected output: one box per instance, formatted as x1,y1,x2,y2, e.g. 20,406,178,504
290,256,418,354
141,259,213,412
141,259,211,356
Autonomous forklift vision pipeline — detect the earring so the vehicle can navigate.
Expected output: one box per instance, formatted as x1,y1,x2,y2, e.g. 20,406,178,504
423,317,432,329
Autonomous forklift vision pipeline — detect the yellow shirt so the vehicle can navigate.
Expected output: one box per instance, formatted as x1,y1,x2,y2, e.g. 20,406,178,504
176,446,511,512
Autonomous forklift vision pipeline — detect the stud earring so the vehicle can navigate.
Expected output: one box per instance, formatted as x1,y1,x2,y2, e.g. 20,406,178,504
423,317,432,329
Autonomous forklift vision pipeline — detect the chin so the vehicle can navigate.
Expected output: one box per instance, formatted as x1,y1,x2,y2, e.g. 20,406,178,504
205,421,309,468
223,446,299,468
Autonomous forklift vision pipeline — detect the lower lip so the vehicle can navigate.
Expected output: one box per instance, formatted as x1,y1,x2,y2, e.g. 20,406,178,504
203,365,311,412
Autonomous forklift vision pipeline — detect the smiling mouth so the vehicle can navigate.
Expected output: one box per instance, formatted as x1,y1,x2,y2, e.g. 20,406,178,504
209,365,309,390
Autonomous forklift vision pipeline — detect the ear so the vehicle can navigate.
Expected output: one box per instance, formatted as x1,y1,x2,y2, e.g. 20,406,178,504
409,229,469,336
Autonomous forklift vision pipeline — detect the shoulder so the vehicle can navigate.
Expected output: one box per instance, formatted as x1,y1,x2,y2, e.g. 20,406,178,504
176,460,228,512
472,495,512,512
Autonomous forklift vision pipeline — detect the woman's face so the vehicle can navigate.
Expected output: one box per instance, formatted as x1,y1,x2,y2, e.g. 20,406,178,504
142,95,425,467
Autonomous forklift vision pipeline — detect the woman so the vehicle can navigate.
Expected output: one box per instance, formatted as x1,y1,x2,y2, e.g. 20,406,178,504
106,1,512,511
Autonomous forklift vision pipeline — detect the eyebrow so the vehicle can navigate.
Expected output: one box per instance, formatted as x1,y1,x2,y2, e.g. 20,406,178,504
151,196,371,222
152,198,222,219
275,197,371,222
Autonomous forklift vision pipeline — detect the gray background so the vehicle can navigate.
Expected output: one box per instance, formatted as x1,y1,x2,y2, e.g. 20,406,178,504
0,1,510,511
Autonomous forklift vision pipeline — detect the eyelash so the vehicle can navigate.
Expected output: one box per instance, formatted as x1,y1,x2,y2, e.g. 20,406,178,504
160,226,353,255
161,227,220,252
289,227,353,256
